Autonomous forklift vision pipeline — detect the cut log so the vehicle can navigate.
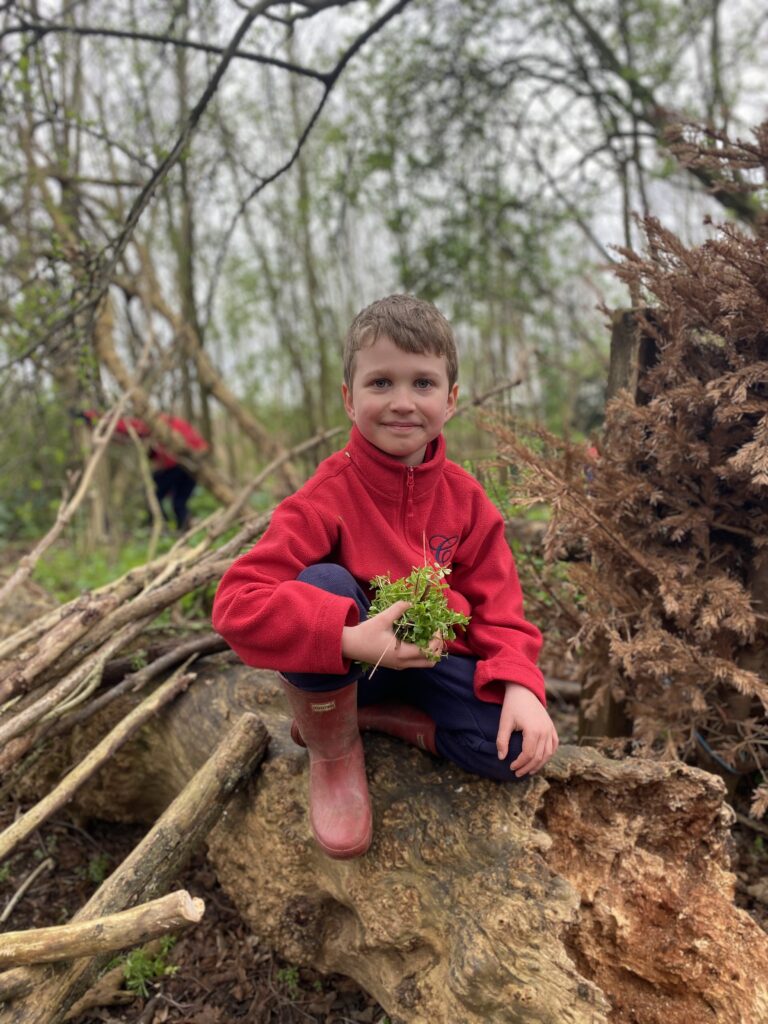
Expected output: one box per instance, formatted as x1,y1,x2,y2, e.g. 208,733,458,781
0,890,204,968
6,657,768,1024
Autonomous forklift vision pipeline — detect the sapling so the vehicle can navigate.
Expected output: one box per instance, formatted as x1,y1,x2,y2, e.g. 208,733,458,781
365,563,470,673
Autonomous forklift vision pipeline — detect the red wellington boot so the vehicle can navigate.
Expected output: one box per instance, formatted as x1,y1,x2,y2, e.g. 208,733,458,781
279,677,372,859
291,702,437,756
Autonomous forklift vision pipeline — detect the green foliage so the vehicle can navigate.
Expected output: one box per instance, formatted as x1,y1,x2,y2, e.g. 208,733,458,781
121,936,178,997
0,863,11,884
276,965,301,999
368,563,470,662
32,534,175,602
87,853,110,885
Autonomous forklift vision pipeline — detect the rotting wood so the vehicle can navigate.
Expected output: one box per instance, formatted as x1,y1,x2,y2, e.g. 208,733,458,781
0,711,268,1022
0,891,204,969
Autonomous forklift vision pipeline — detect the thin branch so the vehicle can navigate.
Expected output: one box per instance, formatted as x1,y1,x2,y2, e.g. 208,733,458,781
0,858,55,926
204,0,413,319
0,19,327,80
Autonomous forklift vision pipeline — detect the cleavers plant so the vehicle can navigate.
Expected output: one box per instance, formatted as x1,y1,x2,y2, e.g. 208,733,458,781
367,563,470,663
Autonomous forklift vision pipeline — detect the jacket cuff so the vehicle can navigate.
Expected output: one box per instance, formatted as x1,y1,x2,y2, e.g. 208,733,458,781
312,595,360,673
473,662,547,707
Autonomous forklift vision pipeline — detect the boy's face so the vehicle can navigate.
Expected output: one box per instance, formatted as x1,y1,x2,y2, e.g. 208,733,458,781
342,334,458,466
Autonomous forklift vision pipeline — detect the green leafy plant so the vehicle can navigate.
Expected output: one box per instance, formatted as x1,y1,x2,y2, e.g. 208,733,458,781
121,936,178,997
367,563,470,667
276,964,301,999
87,853,110,884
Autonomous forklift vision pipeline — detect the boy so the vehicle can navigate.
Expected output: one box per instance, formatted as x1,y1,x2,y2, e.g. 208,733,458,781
212,295,558,859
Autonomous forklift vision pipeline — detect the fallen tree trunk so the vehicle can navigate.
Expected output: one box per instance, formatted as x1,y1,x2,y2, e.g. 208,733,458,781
7,656,768,1024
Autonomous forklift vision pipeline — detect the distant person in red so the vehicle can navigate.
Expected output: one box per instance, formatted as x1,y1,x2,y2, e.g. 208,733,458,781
81,411,208,531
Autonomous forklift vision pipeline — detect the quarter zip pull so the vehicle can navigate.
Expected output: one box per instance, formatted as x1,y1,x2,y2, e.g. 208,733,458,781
406,467,415,518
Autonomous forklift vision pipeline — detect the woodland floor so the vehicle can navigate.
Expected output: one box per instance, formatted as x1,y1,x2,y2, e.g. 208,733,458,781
2,696,767,1024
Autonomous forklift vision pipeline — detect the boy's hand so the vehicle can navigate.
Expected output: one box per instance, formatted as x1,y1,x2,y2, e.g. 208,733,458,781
497,682,558,777
342,601,438,670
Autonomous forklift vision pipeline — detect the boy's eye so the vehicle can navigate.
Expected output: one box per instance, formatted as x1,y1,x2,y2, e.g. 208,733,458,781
371,378,390,389
414,378,434,390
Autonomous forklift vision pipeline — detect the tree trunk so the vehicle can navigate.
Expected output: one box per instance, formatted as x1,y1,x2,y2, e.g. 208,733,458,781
10,655,768,1024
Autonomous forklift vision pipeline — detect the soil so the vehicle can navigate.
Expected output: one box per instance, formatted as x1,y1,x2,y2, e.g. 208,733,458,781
1,693,766,1023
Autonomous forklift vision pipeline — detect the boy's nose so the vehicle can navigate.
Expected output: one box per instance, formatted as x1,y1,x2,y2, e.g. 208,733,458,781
389,387,416,410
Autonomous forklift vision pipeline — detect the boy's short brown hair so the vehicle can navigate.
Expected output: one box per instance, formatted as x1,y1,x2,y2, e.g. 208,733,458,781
343,294,458,389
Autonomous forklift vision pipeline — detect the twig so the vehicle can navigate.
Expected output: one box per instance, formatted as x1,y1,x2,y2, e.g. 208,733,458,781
734,811,768,838
0,614,156,751
49,634,226,736
453,376,524,417
0,396,131,609
0,858,55,926
124,420,165,561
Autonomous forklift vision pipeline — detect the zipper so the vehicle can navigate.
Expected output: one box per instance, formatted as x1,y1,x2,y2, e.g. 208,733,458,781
405,466,415,521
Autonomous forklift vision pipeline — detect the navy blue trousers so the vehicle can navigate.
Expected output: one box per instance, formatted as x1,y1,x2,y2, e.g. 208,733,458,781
152,466,197,530
283,564,524,781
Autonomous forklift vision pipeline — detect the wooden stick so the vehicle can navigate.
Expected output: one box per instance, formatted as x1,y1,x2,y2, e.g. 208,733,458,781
0,712,268,1020
0,665,195,864
49,634,226,736
0,890,204,968
0,614,157,751
0,581,146,705
0,859,54,927
453,376,523,417
0,396,132,610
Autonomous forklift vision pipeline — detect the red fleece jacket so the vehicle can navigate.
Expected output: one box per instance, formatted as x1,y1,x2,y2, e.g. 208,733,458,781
212,426,545,706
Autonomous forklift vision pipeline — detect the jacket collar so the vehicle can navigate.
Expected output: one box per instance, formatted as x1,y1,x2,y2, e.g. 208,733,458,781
344,424,445,501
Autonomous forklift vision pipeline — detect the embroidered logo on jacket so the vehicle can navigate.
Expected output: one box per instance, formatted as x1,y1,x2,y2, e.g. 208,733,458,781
429,534,458,565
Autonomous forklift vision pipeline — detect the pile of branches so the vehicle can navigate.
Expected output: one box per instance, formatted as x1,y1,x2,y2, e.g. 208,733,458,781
0,428,344,1022
488,123,768,817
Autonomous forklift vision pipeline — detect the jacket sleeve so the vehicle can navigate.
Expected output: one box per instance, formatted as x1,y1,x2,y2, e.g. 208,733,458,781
450,489,546,706
212,496,360,673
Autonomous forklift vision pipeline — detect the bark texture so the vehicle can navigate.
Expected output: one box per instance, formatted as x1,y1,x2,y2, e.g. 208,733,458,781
12,655,768,1024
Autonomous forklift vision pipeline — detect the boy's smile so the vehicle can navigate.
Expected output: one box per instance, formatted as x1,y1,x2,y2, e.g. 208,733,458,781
342,335,458,466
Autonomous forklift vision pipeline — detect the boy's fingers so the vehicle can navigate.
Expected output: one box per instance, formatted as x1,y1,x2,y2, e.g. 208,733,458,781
510,731,546,776
382,600,411,624
511,729,558,776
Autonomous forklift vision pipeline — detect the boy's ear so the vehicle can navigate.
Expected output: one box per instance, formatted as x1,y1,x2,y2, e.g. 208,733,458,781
341,382,355,422
445,383,459,422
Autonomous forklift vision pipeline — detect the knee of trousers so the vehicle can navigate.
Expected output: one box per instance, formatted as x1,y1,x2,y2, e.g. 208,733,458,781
297,563,360,599
435,728,527,783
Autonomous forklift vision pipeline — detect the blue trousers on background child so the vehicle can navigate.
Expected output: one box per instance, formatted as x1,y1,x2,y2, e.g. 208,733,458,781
283,563,525,781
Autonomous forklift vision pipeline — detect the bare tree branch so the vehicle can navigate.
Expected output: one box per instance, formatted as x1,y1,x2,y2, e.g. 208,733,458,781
0,18,327,81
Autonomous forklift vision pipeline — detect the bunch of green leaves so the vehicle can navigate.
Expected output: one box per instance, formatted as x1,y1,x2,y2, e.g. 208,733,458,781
118,937,178,997
368,563,470,663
